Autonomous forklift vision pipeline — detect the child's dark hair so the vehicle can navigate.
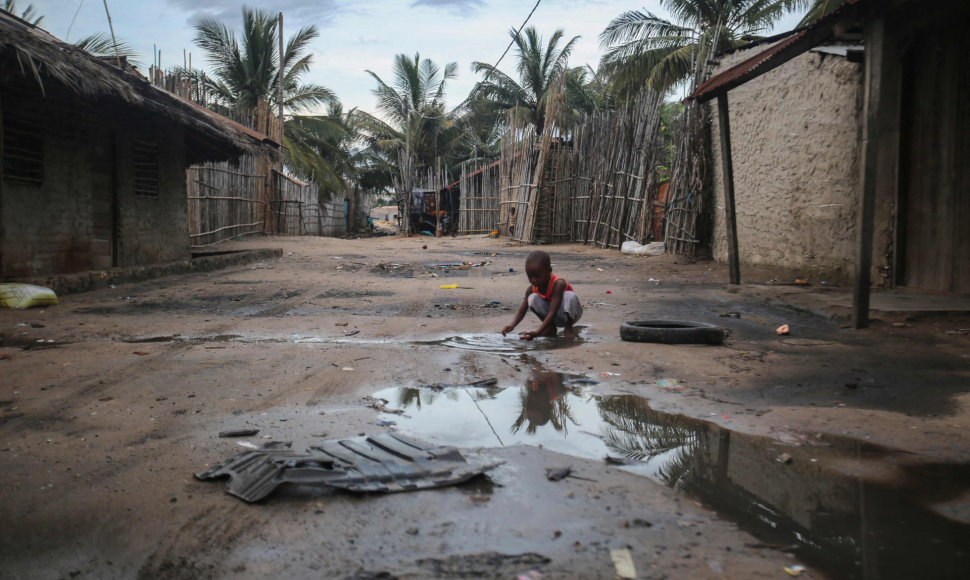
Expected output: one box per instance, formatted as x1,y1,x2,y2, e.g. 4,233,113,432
526,250,551,270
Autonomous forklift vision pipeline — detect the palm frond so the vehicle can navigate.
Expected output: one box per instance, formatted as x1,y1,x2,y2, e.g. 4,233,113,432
2,1,43,25
72,32,140,65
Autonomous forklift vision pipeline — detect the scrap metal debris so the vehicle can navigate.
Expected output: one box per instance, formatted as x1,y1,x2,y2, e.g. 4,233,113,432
196,433,502,502
219,429,259,438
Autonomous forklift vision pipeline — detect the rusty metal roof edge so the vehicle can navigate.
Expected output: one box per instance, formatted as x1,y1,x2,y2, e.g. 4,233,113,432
686,0,877,104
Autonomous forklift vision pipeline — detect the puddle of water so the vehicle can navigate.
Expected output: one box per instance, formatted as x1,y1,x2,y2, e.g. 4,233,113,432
373,369,970,579
125,335,178,343
121,334,241,344
414,333,585,355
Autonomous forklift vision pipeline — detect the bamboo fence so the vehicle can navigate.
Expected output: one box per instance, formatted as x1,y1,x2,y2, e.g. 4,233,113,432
563,92,665,248
457,161,501,235
492,90,667,248
319,200,348,237
187,156,265,247
662,101,709,255
497,122,539,242
149,67,281,141
661,22,722,256
149,67,338,245
271,170,321,236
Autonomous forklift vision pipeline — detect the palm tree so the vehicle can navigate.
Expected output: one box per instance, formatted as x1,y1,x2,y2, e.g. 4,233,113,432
284,104,355,195
364,53,459,169
450,98,504,168
286,104,395,205
362,53,462,232
471,26,580,135
1,0,42,25
193,7,335,113
599,0,813,95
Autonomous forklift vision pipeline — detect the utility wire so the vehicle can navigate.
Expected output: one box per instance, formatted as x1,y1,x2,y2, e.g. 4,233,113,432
417,0,542,120
66,0,85,41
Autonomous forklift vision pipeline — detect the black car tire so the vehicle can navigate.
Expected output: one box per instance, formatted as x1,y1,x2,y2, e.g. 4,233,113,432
619,320,725,345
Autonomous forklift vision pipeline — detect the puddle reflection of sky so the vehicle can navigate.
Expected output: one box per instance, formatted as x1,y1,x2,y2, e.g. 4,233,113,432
374,373,689,483
373,370,970,580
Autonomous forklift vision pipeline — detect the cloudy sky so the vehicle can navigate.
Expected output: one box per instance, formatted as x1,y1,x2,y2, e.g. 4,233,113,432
28,1,803,115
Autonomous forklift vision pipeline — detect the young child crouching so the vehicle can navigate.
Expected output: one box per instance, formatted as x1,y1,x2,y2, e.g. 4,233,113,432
501,250,582,340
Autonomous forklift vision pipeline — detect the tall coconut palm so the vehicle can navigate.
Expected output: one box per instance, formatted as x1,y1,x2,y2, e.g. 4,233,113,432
362,53,461,233
599,0,813,95
471,26,580,135
364,52,458,168
193,7,335,113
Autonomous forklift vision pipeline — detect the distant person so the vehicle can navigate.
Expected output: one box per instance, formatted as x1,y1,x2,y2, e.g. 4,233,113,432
507,206,517,237
502,250,582,340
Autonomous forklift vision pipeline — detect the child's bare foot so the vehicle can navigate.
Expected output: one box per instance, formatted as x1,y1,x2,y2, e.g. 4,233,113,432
564,326,576,340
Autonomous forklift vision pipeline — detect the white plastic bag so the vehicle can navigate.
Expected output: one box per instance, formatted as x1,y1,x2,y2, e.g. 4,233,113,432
621,241,665,256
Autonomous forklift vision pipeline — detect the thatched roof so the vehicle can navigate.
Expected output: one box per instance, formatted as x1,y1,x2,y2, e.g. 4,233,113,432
0,10,278,162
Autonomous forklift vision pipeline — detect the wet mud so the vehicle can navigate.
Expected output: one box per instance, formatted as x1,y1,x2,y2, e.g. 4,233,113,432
376,367,970,579
4,236,970,579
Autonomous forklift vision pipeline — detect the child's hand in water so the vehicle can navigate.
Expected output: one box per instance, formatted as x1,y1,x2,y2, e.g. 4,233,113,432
501,325,515,336
519,331,537,340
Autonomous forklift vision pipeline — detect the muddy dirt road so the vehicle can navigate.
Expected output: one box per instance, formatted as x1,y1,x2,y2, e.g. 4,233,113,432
2,235,968,579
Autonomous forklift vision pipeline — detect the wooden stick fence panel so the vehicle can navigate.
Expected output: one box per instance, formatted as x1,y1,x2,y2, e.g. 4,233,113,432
187,156,266,247
458,161,501,235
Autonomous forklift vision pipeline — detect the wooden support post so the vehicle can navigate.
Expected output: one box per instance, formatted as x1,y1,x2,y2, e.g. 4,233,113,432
717,93,741,284
853,18,885,329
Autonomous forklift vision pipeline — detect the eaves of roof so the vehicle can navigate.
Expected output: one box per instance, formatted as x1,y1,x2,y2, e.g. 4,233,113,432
686,0,876,104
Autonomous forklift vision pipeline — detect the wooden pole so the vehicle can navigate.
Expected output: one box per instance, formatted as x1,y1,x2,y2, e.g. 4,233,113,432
853,18,885,329
277,12,285,169
101,0,122,68
717,93,741,285
0,94,4,276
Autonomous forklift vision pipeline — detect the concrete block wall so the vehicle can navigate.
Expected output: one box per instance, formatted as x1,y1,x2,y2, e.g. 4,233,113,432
1,87,191,278
1,95,110,276
708,44,872,284
113,114,190,268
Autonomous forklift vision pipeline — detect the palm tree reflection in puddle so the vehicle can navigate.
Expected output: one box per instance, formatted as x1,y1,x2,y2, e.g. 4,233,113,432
395,384,505,412
380,375,970,579
596,395,700,487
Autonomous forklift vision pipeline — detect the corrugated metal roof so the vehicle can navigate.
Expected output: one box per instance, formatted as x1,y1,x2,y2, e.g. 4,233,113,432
687,0,875,103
